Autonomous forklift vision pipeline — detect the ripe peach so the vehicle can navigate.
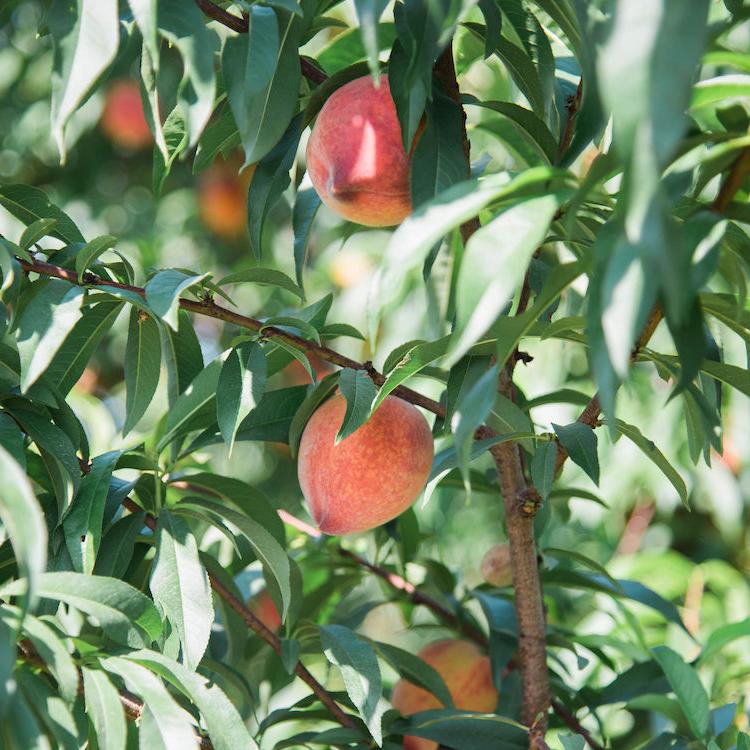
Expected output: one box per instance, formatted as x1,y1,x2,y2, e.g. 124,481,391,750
392,639,498,750
247,589,281,633
100,80,152,150
481,543,513,588
297,393,432,535
198,162,255,240
284,354,335,386
306,75,412,227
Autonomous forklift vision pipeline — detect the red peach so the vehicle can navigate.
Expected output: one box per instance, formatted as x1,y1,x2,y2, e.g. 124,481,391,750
198,162,255,239
481,543,513,588
296,393,432,535
100,80,152,150
392,639,498,750
306,75,412,227
247,588,282,633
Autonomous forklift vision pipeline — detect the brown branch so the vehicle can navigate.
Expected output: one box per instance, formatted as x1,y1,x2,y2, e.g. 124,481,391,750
194,0,328,84
121,499,357,730
551,699,605,750
711,145,750,212
556,80,583,164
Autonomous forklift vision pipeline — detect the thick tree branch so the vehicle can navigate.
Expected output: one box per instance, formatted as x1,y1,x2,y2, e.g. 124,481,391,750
121,498,358,731
194,0,328,84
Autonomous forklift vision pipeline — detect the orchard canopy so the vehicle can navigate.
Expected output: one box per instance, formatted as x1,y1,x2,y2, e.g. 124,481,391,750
0,1,749,749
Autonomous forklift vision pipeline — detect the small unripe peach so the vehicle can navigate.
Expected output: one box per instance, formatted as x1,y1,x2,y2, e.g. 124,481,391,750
247,589,281,633
306,75,411,227
481,543,513,588
297,393,433,535
100,80,152,150
392,639,498,750
198,162,255,239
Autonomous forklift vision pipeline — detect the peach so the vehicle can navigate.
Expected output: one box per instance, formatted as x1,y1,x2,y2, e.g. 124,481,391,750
247,589,281,633
198,162,255,239
481,543,513,588
100,80,152,150
306,75,412,227
392,639,498,750
284,354,335,386
297,393,432,535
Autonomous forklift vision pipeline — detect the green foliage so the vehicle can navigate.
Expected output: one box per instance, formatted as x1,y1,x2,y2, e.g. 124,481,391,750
0,0,749,748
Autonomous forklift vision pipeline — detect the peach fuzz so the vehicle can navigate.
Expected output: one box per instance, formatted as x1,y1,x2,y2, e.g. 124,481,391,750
481,542,513,588
247,589,282,633
392,639,498,750
100,80,152,150
198,162,255,239
306,75,411,227
296,393,432,535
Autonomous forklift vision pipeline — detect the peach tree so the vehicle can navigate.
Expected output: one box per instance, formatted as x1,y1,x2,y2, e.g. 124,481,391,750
0,1,749,749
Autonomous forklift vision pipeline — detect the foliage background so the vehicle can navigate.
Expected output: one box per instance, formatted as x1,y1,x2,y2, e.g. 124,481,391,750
0,0,749,749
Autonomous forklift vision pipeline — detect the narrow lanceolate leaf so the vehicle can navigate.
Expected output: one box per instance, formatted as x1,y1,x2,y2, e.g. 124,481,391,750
292,180,321,291
217,342,267,456
0,184,84,244
336,368,378,443
74,235,117,277
218,268,304,300
321,625,384,745
153,107,189,195
0,447,47,613
451,364,499,493
354,0,389,78
145,270,210,331
1,573,162,648
530,441,556,500
16,279,84,392
160,310,204,407
652,646,710,740
19,217,58,250
448,193,562,365
127,0,158,65
126,649,260,750
150,511,213,671
81,667,127,750
223,6,302,166
123,309,161,437
103,657,199,750
553,422,599,485
614,419,688,506
63,450,121,574
47,0,119,160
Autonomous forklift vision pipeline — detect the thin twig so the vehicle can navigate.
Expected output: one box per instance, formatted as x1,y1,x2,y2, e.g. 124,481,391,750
556,80,583,164
551,699,605,750
121,498,357,730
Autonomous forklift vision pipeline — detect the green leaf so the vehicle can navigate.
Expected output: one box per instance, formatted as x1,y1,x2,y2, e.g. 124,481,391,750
2,572,162,647
223,6,302,166
217,342,267,456
126,649,260,750
373,336,451,411
94,512,146,579
613,419,688,507
0,185,84,244
157,0,218,148
219,268,303,300
691,74,750,111
451,364,499,493
74,235,117,277
448,193,562,364
127,0,158,66
123,309,162,437
157,354,224,451
373,641,454,708
193,102,240,173
63,450,121,574
152,108,189,195
488,395,535,454
652,646,710,740
288,373,339,456
145,270,210,331
331,369,378,443
553,422,599,485
292,182,321,291
160,309,204,402
530,441,556,500
45,299,123,395
699,617,750,663
102,656,198,750
354,0,389,78
462,95,558,165
19,218,59,250
0,447,47,613
81,667,127,750
176,498,291,621
16,279,84,392
150,510,213,670
16,668,78,750
320,625,383,744
47,0,118,161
